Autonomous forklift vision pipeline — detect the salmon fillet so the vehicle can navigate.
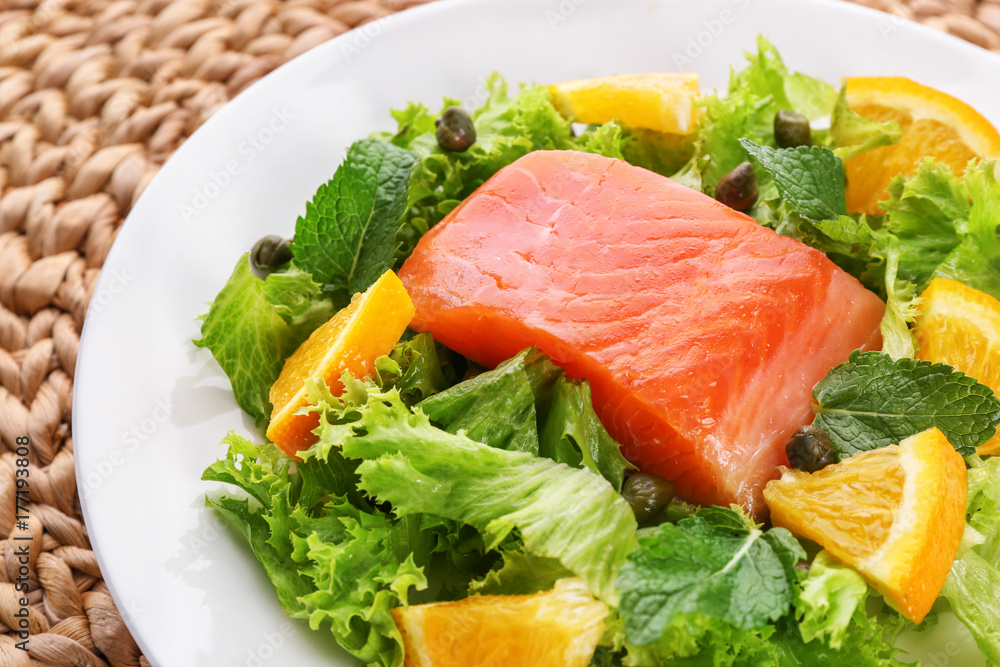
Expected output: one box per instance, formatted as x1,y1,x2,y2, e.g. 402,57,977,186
398,150,884,518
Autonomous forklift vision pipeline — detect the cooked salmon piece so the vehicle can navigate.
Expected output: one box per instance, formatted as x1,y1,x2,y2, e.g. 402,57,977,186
398,150,884,518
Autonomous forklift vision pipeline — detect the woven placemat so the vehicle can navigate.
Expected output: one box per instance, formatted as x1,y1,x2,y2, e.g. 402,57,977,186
0,0,996,665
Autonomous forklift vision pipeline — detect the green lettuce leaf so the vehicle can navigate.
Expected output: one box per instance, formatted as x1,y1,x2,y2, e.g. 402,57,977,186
695,36,835,194
202,433,426,667
259,267,335,348
418,347,562,454
932,161,1000,298
291,506,428,665
468,549,573,596
305,379,638,604
813,350,1000,458
881,159,972,290
940,456,1000,662
830,85,901,163
623,613,912,667
539,376,635,492
375,332,461,406
796,551,868,648
195,256,331,425
617,506,805,649
417,347,633,490
290,138,418,307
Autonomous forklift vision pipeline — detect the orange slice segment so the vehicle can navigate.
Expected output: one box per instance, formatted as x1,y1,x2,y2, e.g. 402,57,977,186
843,76,1000,214
915,278,1000,455
391,578,608,667
548,73,700,134
265,270,414,456
763,428,966,624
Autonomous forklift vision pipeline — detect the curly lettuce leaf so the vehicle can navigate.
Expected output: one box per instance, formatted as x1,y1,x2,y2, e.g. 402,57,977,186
375,332,461,406
305,379,637,604
796,551,868,648
830,84,901,163
932,161,1000,298
418,347,562,454
468,549,573,596
696,36,835,194
203,434,427,667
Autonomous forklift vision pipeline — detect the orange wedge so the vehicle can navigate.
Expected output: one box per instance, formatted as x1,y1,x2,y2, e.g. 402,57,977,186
391,578,608,667
843,76,1000,214
915,278,1000,455
763,428,966,624
548,73,700,134
265,270,414,456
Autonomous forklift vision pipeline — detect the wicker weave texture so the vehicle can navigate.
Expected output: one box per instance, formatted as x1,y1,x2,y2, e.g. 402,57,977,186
0,0,430,664
0,0,997,665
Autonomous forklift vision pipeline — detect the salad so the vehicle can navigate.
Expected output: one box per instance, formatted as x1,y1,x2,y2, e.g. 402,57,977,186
195,38,1000,666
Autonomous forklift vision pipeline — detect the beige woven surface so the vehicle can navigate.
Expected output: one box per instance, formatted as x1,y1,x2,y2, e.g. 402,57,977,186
0,0,996,665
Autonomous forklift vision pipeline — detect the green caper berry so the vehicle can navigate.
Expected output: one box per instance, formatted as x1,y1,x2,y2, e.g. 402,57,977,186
774,110,812,148
622,473,675,524
714,162,759,212
786,425,837,473
250,235,292,277
435,106,477,152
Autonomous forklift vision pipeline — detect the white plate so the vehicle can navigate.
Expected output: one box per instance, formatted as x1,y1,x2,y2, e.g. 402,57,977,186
73,0,1000,664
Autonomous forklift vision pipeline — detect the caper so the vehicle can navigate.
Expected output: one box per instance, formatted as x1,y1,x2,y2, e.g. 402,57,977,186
714,162,759,212
622,473,675,524
786,425,837,473
435,106,477,152
774,110,812,148
249,234,292,277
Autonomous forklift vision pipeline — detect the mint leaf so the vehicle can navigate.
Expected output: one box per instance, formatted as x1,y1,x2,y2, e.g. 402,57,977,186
813,350,1000,458
291,138,418,307
617,506,804,647
739,138,847,221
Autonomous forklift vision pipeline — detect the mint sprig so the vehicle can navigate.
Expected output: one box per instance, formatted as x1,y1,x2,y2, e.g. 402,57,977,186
291,138,418,308
813,350,1000,458
617,506,804,647
739,138,847,221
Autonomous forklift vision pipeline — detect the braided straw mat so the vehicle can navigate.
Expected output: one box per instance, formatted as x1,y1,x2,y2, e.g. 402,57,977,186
0,0,998,664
